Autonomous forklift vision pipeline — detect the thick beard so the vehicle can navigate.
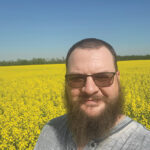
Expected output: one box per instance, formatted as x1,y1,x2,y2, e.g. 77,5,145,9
64,83,124,147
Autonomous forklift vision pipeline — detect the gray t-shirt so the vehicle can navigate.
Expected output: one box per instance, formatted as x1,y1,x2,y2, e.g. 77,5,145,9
34,115,150,150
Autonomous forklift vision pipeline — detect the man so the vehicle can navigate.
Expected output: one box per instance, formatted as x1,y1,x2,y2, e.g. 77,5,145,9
34,38,150,150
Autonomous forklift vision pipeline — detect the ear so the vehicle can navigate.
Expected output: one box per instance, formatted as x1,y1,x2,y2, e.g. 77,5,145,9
116,71,120,81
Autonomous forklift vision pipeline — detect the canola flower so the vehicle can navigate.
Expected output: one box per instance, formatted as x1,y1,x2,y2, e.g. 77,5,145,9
0,60,150,149
118,60,150,129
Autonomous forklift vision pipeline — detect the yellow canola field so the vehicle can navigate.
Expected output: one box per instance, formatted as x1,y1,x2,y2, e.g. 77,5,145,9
0,60,150,149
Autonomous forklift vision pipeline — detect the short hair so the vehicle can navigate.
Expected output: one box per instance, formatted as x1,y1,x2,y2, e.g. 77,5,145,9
66,38,118,71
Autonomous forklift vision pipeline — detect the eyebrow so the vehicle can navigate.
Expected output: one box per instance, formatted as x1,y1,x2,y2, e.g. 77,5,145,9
66,72,116,75
67,69,116,74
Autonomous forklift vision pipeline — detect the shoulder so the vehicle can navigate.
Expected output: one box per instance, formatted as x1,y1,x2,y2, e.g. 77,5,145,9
121,117,150,138
42,114,68,137
47,114,67,127
131,119,150,136
112,116,150,139
34,115,68,150
106,117,150,149
127,118,150,148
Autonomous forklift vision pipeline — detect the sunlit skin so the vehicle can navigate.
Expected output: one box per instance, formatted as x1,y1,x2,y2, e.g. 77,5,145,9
66,46,122,118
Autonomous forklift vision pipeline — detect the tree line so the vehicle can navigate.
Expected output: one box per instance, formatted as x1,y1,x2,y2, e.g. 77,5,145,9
0,57,65,66
117,55,150,61
0,55,150,66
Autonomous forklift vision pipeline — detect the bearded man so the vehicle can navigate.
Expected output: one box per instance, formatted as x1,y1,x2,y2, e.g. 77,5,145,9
34,38,150,150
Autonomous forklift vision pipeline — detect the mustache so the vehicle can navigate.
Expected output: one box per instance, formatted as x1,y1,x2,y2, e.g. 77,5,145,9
78,94,105,102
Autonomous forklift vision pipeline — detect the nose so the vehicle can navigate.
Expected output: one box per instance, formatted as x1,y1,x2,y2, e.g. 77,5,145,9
81,76,99,96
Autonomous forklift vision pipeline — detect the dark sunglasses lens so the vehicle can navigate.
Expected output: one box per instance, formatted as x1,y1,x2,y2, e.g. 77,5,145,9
94,73,115,87
66,72,115,88
66,75,85,88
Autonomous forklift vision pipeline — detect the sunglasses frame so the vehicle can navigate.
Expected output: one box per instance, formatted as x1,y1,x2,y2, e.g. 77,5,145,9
65,72,116,88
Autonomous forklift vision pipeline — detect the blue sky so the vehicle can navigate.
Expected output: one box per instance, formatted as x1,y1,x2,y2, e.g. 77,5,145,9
0,0,150,61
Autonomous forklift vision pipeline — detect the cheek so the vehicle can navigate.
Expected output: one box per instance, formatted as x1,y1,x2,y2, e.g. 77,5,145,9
110,80,120,98
101,79,120,98
99,87,114,98
67,87,81,101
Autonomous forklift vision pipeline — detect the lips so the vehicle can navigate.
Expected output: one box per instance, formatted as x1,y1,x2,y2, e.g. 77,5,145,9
79,96,104,106
84,99,100,106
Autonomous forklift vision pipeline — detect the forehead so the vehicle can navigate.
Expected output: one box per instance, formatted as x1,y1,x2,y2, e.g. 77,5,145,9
67,47,115,74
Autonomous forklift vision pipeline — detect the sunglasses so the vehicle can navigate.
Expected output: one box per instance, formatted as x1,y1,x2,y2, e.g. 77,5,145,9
65,72,116,88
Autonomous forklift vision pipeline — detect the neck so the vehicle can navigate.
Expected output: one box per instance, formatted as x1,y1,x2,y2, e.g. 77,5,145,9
77,147,84,150
114,114,125,126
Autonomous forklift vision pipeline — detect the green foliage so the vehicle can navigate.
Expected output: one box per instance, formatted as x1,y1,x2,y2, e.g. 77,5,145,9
0,57,65,66
0,55,150,66
117,55,150,61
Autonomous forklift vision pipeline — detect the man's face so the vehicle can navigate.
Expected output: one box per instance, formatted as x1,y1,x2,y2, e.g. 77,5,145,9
66,47,120,118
